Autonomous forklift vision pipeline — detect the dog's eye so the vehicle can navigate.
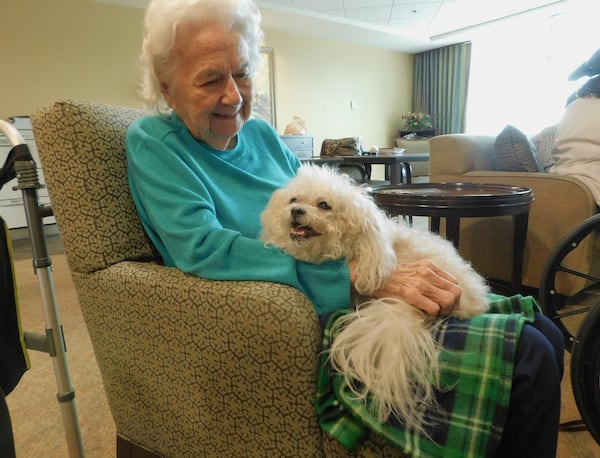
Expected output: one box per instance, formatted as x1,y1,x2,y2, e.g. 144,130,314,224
289,197,297,204
318,201,331,210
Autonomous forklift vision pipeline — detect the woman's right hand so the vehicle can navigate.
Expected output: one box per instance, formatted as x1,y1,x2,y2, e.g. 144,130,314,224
350,259,462,317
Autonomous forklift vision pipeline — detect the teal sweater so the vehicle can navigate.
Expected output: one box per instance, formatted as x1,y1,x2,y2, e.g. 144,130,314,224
126,113,350,316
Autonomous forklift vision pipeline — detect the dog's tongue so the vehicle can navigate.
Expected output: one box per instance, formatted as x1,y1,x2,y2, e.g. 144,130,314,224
291,225,320,238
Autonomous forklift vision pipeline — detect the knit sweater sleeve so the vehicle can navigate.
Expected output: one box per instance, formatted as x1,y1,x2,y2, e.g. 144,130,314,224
125,115,350,316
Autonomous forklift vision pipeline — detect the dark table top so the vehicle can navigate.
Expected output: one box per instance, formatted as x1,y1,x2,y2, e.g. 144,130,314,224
339,152,429,163
371,182,534,217
299,156,344,165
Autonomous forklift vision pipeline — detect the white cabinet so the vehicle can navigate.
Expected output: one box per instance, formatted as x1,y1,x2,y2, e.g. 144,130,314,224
0,116,54,228
280,135,314,159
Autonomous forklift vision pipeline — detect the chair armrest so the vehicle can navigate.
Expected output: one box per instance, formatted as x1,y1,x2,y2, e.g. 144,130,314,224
72,261,324,456
464,171,597,230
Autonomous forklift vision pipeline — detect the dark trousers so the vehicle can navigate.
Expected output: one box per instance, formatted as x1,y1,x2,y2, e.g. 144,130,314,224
495,313,564,457
0,387,16,458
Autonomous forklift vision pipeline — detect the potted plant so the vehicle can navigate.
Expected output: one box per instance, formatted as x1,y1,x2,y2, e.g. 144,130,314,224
402,112,432,130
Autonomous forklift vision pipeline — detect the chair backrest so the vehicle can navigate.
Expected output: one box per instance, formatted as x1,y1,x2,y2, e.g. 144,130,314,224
31,100,153,274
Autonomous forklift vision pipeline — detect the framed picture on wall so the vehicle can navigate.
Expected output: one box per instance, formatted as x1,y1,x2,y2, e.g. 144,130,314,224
252,47,276,128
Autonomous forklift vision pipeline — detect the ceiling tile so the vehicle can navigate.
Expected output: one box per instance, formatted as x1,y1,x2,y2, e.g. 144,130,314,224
321,8,345,18
344,5,393,21
262,0,293,5
392,0,441,4
388,17,433,34
292,0,343,10
391,2,439,19
343,0,393,7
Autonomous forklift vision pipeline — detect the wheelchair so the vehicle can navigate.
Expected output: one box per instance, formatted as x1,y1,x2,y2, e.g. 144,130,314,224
539,213,600,445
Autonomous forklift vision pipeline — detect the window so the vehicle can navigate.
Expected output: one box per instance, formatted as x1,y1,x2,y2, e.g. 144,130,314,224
466,7,597,136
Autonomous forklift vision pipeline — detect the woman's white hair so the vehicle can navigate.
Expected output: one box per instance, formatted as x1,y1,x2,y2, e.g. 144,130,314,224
140,0,264,111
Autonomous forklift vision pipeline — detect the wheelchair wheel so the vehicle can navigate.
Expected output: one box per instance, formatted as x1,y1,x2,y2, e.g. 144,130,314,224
570,301,600,445
540,214,600,351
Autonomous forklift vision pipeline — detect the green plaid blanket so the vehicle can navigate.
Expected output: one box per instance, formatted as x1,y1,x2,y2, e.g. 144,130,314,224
316,294,539,457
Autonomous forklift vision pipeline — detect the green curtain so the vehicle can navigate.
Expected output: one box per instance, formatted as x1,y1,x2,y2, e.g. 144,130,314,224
413,42,471,135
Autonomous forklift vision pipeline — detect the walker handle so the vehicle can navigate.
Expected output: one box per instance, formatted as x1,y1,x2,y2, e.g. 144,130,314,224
0,119,34,190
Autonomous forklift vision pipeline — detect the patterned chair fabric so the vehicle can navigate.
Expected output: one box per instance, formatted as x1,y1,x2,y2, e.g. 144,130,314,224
31,100,406,457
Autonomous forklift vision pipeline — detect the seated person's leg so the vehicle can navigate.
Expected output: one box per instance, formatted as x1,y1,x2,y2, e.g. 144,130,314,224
495,313,564,458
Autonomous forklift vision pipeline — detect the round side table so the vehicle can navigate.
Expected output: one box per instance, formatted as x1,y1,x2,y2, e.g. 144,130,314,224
371,182,534,293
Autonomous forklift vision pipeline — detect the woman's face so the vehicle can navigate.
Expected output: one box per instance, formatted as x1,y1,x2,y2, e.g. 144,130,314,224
160,22,253,150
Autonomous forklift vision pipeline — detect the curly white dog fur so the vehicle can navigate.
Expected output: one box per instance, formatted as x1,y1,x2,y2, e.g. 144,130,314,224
260,165,490,433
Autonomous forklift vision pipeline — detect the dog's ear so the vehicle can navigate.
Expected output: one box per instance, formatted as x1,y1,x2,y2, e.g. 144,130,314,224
339,189,397,294
260,187,289,243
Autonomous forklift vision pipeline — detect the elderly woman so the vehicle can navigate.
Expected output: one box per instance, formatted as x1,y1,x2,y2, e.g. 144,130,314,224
125,0,563,456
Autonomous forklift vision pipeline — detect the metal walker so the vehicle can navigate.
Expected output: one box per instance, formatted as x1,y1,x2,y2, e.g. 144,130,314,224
0,119,84,457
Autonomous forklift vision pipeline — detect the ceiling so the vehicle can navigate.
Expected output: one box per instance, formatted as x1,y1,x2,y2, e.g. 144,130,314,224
94,0,579,53
256,0,576,52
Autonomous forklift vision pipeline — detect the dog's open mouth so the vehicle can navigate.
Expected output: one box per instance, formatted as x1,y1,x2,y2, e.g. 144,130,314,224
290,222,321,240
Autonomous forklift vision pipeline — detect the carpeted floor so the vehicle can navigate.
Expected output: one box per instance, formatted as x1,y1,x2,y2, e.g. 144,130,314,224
7,249,115,457
5,233,600,457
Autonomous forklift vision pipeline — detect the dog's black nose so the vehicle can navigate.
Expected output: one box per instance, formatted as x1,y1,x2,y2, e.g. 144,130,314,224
291,207,305,217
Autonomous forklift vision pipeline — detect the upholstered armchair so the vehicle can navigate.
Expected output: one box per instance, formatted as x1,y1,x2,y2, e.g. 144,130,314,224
429,134,600,296
31,100,403,457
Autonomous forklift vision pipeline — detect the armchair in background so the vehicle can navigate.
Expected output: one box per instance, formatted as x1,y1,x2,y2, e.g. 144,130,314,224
429,134,600,296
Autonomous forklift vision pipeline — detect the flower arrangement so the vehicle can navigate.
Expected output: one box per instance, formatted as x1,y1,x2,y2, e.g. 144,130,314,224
402,112,432,130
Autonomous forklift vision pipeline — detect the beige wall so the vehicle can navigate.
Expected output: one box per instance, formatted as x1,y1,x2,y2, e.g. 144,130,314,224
0,0,145,118
0,0,413,150
264,30,413,149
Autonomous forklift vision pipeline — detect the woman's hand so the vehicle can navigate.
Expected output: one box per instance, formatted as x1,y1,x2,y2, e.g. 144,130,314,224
350,259,462,317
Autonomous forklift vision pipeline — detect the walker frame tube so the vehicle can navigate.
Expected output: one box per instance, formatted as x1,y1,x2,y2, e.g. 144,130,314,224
0,119,84,457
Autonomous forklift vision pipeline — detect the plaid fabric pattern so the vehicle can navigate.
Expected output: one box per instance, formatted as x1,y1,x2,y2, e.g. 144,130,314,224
316,294,539,457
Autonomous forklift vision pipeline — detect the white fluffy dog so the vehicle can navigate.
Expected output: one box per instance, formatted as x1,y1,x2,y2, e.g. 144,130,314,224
260,165,490,433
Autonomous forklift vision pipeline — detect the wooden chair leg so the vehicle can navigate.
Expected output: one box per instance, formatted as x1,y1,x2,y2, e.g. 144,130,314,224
117,435,163,458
